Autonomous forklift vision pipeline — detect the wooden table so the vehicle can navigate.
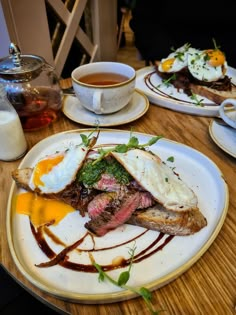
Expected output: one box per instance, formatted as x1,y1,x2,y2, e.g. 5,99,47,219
0,101,235,315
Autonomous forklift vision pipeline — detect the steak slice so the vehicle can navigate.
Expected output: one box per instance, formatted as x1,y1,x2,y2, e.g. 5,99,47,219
92,173,122,192
85,191,141,236
87,191,118,218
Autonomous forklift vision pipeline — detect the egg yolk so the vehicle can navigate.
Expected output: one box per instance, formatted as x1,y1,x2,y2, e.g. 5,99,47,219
33,155,64,187
15,192,75,227
161,58,175,71
205,49,225,67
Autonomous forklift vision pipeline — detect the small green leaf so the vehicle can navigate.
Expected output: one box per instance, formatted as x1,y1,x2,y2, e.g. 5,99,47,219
80,134,89,146
118,271,130,286
128,136,139,148
147,136,163,146
167,156,174,162
114,144,128,153
160,73,177,87
190,93,204,106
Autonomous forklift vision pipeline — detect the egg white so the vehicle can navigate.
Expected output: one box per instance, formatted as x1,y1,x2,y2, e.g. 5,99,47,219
158,44,192,73
188,49,228,82
29,145,88,194
112,149,198,212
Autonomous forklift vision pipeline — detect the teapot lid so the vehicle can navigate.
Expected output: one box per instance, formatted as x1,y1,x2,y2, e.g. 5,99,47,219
0,43,46,83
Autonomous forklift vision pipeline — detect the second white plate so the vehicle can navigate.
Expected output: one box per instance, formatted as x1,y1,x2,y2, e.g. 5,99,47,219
62,89,149,126
135,66,236,117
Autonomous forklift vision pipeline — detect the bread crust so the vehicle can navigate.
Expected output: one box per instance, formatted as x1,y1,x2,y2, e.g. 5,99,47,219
189,83,236,105
128,204,207,236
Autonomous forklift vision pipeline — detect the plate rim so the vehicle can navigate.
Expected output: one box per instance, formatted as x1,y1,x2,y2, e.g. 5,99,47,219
209,120,236,158
6,128,229,303
62,89,149,127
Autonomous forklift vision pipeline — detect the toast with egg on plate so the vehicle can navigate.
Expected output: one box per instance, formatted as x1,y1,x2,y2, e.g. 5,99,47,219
12,136,207,237
155,42,236,105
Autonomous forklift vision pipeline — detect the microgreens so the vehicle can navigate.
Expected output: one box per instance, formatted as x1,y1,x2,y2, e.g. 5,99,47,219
157,73,177,88
93,132,163,165
212,38,220,50
80,128,100,147
167,156,174,162
93,243,163,315
190,93,204,106
174,43,191,61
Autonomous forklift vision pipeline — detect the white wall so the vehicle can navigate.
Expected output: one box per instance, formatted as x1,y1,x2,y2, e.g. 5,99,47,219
0,1,10,58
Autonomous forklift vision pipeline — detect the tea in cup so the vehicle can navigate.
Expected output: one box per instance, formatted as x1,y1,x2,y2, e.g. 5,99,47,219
219,99,236,128
71,62,136,114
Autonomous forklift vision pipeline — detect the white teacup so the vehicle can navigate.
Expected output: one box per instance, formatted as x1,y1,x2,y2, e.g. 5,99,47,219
219,99,236,129
71,62,136,114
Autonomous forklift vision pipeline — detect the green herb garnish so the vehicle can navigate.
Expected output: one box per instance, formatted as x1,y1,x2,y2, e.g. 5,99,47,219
190,93,204,106
94,133,163,165
174,43,191,61
158,73,177,88
80,128,100,147
77,131,163,187
77,159,107,186
167,156,174,162
212,38,220,50
78,157,132,186
93,243,163,315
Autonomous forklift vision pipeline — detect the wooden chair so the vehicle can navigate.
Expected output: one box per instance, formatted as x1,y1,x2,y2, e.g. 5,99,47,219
1,0,117,78
47,0,98,76
117,6,130,50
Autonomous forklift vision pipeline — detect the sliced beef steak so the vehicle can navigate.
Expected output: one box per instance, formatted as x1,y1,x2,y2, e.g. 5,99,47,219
92,173,122,192
87,191,118,218
85,190,155,236
85,191,141,236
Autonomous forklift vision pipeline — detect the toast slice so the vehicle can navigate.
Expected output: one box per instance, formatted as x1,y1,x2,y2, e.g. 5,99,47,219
128,204,207,236
190,83,236,105
12,168,33,191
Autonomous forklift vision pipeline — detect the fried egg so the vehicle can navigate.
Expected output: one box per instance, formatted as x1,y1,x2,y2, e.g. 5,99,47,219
29,145,89,194
187,48,227,82
158,43,193,73
112,149,198,212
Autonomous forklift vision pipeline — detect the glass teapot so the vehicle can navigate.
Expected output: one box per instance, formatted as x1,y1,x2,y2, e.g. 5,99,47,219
0,43,63,131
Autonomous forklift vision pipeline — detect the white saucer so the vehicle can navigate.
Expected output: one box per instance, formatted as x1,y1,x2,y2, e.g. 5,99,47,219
62,89,149,127
209,117,236,158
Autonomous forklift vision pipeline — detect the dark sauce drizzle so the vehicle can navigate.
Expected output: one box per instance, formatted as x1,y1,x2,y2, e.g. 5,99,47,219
31,222,174,272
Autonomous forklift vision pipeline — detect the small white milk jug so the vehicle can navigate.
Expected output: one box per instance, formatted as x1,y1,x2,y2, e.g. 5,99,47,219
0,84,27,161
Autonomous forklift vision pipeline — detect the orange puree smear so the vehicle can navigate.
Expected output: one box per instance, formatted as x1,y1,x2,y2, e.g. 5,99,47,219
16,192,75,227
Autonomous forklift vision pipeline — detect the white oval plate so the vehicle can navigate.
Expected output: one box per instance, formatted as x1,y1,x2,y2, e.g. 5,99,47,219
7,129,228,303
135,66,236,117
62,89,149,126
209,116,236,158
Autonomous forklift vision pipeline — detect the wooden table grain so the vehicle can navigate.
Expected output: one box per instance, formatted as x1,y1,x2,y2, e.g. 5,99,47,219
0,101,235,315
